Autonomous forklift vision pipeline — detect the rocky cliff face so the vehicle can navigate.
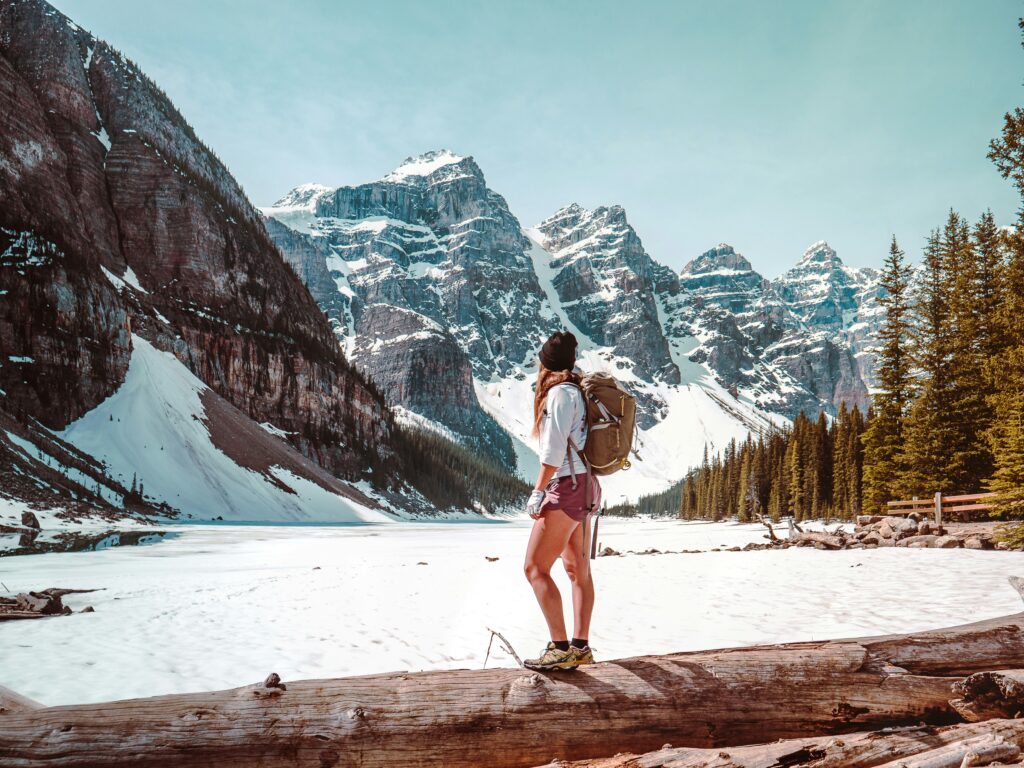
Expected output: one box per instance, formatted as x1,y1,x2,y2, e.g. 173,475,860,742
771,241,883,393
0,0,427,517
673,241,880,416
263,150,559,467
531,204,680,385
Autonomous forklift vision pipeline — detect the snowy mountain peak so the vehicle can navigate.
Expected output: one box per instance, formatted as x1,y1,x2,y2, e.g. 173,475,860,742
536,203,631,239
536,203,586,230
270,183,332,210
682,244,756,276
383,149,469,182
800,240,840,265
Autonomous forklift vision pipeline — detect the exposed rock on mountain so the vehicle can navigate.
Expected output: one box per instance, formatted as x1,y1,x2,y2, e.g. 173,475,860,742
771,240,884,393
678,241,880,416
267,150,883,497
531,204,680,386
0,0,517,519
263,150,559,467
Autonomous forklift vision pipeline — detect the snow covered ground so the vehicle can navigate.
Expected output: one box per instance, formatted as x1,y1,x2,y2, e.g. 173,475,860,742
2,518,1022,707
56,335,393,523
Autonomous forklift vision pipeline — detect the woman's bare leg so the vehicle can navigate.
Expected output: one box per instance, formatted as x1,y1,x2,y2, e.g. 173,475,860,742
560,518,594,641
524,509,579,642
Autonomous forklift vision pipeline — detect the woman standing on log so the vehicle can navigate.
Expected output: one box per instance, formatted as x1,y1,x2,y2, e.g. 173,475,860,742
523,331,601,671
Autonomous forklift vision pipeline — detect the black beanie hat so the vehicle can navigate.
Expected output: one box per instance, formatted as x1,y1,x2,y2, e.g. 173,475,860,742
539,331,578,372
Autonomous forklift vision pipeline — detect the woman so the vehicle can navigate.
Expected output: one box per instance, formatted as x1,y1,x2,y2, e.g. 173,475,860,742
523,330,601,671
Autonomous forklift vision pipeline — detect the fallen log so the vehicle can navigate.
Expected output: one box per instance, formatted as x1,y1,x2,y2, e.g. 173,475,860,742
0,685,41,715
540,719,1024,767
791,531,846,549
0,588,100,621
951,669,1024,722
1,581,1023,768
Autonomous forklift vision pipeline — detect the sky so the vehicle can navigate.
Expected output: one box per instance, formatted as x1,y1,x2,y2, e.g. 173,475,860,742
51,0,1024,277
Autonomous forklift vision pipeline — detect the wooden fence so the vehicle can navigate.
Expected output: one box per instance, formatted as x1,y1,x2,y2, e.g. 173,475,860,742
886,492,997,525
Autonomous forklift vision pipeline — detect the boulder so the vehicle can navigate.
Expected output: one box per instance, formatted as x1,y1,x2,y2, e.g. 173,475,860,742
893,518,918,538
878,520,895,539
917,521,933,536
20,511,40,530
964,537,985,550
934,536,961,549
899,535,937,549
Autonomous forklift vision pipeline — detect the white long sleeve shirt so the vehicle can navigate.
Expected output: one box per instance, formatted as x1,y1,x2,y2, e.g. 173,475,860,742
538,383,588,479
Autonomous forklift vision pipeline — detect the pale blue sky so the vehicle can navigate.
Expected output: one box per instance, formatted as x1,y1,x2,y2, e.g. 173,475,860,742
52,0,1023,276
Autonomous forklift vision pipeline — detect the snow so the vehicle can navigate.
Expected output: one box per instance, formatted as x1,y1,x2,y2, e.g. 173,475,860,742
383,150,464,182
121,266,147,293
1,518,1021,706
474,231,782,497
0,497,160,554
100,264,146,295
93,125,111,150
258,421,292,439
58,335,391,523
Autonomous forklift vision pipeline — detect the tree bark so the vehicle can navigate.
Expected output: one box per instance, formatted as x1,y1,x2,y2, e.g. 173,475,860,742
791,531,846,549
0,685,41,715
950,669,1024,722
542,719,1024,768
1,590,1023,768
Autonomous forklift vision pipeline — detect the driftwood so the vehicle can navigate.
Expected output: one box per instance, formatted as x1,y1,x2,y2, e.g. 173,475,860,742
3,586,1024,768
790,530,846,549
758,515,780,543
951,669,1024,722
543,719,1024,767
0,588,99,621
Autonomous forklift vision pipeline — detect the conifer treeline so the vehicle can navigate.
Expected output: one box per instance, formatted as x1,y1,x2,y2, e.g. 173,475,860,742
680,407,866,521
860,212,1009,509
609,407,867,520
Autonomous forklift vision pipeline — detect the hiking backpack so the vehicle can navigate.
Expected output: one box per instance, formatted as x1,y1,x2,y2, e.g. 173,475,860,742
571,373,638,476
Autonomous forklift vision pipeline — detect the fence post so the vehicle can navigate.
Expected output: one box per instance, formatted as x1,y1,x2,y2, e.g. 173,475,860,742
934,491,942,528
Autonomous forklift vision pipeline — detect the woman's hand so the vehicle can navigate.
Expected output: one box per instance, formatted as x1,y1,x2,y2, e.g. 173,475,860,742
526,489,546,519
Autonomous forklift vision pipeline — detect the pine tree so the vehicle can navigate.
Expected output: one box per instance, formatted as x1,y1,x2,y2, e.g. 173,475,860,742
832,403,850,518
982,49,1024,543
811,412,832,518
848,406,866,516
786,420,805,521
945,212,992,490
985,228,1024,542
862,237,914,511
975,211,1004,363
899,224,961,495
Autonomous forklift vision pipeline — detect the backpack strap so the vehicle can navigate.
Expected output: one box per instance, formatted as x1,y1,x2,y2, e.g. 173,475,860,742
567,435,595,563
560,382,588,488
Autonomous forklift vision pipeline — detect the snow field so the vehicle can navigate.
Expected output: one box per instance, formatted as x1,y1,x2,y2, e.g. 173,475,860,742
2,518,1022,706
58,335,391,523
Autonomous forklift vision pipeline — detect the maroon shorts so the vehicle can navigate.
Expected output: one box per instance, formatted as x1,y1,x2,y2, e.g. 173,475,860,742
539,474,601,523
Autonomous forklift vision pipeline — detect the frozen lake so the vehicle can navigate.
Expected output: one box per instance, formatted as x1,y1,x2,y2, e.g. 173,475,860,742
2,518,1023,706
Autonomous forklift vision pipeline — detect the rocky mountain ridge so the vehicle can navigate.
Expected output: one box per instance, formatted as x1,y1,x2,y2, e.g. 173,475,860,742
0,0,515,521
266,152,884,496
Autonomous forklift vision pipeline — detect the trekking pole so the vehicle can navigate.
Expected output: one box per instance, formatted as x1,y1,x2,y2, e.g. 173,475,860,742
590,502,604,559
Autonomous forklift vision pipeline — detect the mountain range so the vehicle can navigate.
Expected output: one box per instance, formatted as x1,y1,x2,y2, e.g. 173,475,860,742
264,151,885,499
0,0,884,523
